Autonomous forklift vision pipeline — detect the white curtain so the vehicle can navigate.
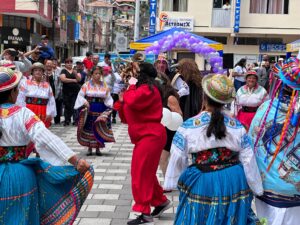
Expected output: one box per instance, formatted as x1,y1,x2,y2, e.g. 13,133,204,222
178,0,188,11
268,0,284,14
162,0,173,11
250,0,268,13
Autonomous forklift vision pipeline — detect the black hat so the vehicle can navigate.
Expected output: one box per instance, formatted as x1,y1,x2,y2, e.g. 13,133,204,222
76,61,83,65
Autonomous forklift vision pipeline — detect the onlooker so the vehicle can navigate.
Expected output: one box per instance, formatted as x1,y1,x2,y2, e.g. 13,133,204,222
53,58,63,125
1,48,32,73
60,58,81,126
177,58,203,121
38,35,55,62
25,46,40,64
92,54,99,67
83,51,94,72
257,61,268,88
98,53,112,68
222,1,231,10
76,61,87,85
232,58,247,91
44,59,55,95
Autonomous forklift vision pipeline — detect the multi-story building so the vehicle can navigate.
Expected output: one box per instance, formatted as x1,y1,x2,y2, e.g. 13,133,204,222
0,0,53,52
158,0,300,68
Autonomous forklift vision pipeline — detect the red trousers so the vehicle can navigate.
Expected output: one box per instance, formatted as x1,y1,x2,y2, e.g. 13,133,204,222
130,123,168,214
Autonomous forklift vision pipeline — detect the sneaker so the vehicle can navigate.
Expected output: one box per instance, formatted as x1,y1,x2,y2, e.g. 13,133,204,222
151,199,172,218
127,214,153,225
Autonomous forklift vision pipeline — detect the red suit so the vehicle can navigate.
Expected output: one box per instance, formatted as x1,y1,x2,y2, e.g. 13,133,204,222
114,84,167,214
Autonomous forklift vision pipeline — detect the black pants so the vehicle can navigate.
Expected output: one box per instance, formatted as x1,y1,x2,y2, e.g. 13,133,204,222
111,93,119,119
63,93,77,123
54,98,63,124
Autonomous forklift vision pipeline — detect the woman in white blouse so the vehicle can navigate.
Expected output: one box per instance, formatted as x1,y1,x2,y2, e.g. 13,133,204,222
75,66,114,156
164,74,263,225
17,62,56,128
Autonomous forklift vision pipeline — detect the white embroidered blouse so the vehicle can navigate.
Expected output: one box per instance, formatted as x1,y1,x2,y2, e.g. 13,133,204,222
164,111,264,196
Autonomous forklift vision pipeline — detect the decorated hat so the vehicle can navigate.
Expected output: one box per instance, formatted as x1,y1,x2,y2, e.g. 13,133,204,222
31,62,45,72
202,74,236,104
157,53,167,62
0,67,22,92
277,57,300,90
0,60,16,70
246,70,258,79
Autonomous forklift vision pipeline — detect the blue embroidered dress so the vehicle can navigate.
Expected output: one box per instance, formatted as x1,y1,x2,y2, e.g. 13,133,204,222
0,103,94,225
164,111,263,225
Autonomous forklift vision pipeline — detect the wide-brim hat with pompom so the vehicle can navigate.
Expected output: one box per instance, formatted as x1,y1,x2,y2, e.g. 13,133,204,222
202,74,236,104
0,60,16,70
31,62,45,73
246,70,258,79
0,67,22,92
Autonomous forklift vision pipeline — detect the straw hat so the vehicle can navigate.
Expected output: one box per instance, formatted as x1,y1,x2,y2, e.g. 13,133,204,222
202,74,236,104
0,67,22,92
31,62,45,72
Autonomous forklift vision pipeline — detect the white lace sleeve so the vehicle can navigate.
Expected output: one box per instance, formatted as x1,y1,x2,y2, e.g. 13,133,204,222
164,127,189,190
239,129,264,196
46,86,57,117
74,84,87,109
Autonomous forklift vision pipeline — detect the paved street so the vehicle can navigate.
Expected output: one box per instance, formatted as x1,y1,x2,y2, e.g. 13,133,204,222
50,119,178,225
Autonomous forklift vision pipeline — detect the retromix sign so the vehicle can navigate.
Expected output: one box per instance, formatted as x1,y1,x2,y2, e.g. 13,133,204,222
159,12,194,32
1,27,30,45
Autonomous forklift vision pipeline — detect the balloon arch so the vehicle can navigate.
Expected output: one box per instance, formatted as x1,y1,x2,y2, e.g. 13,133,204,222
145,30,225,74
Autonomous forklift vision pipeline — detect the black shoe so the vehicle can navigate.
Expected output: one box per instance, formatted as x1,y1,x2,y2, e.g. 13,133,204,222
127,214,153,225
151,199,172,218
112,118,116,124
72,121,77,126
86,152,93,156
96,151,102,156
63,122,70,126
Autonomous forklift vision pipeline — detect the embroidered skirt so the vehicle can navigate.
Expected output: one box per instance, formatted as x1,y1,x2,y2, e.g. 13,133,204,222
175,164,258,225
77,102,115,148
0,158,94,225
26,101,51,128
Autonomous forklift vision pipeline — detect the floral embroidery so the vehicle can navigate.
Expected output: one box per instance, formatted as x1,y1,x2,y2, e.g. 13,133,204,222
0,105,21,118
0,146,27,162
173,132,185,151
192,148,239,171
26,97,49,105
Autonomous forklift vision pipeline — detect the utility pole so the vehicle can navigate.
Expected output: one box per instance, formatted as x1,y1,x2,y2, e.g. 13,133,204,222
134,0,140,41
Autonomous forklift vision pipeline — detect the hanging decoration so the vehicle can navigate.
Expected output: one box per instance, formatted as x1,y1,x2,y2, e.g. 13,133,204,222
145,30,224,73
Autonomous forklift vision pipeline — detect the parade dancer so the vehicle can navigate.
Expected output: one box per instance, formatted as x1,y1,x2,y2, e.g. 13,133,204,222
232,70,268,130
0,67,93,224
16,62,56,128
164,74,263,225
115,62,172,225
75,66,115,156
249,57,300,225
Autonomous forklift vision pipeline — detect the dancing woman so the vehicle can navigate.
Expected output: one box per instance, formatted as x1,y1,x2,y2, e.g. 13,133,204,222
75,66,114,156
0,67,93,224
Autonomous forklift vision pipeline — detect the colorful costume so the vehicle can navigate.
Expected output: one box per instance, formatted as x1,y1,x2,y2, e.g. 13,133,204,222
164,112,263,224
249,99,300,225
115,84,168,214
75,80,115,148
233,84,268,129
0,103,93,224
17,78,56,128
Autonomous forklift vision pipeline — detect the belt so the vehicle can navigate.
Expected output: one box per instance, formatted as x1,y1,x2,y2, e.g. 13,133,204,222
242,106,258,112
26,97,49,105
0,146,27,162
85,96,104,103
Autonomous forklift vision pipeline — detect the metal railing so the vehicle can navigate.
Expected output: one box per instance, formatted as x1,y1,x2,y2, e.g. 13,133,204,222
211,9,231,28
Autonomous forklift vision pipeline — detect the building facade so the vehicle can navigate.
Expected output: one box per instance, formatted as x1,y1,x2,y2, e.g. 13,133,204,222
158,0,300,68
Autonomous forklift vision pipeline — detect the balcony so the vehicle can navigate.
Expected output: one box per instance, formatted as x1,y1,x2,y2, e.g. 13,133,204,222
211,9,231,28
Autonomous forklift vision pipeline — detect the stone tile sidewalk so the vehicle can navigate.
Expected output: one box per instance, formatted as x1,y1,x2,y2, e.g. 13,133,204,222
50,121,177,225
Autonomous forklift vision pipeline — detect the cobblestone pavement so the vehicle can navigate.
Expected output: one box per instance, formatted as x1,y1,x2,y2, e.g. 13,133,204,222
50,120,178,225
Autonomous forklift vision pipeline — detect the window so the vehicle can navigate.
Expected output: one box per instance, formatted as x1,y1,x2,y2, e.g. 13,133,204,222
234,37,283,45
3,15,27,29
162,0,188,12
204,36,227,44
213,0,231,9
250,0,289,14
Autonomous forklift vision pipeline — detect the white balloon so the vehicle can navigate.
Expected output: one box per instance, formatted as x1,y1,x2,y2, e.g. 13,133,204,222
161,108,172,127
167,112,183,131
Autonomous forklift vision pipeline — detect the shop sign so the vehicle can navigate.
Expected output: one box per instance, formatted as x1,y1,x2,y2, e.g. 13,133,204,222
234,0,241,33
159,12,194,31
149,0,157,35
260,43,286,52
1,27,30,45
